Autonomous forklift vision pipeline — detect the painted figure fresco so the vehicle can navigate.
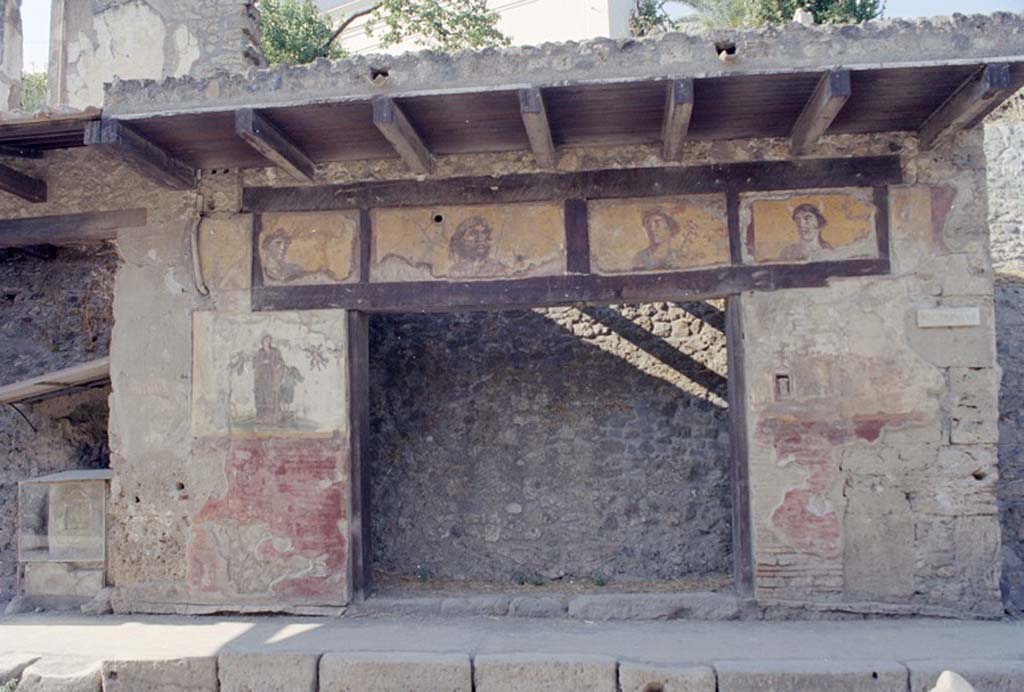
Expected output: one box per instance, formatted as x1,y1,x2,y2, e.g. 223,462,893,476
258,211,359,286
253,334,304,425
589,195,730,274
778,204,833,261
371,203,565,282
743,190,877,264
448,216,511,278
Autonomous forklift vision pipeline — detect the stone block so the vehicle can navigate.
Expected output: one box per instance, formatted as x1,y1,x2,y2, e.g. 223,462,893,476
439,595,510,616
948,368,1000,445
474,654,617,692
16,659,102,692
319,652,471,692
23,563,103,599
101,658,218,692
0,654,39,683
619,662,716,692
567,592,740,621
508,595,567,618
219,653,318,692
714,660,908,692
907,660,1024,692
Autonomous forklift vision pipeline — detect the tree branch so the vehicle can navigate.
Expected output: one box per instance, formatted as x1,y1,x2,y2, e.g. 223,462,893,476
322,2,383,56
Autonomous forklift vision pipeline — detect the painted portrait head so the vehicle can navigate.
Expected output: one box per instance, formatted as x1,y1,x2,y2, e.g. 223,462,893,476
449,216,494,262
260,229,299,281
791,204,831,248
642,210,682,248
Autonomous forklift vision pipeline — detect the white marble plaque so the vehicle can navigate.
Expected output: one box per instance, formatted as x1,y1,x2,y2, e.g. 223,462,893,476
916,306,981,329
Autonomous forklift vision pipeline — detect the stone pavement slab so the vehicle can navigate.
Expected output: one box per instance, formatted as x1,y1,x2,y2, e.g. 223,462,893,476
714,659,908,691
474,654,617,692
319,651,471,692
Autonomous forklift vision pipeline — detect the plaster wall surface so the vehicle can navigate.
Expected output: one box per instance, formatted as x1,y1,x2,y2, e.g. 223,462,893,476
368,303,731,586
48,0,262,109
0,0,21,110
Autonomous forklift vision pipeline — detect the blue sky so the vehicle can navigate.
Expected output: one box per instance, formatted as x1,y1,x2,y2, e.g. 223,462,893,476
20,0,1024,71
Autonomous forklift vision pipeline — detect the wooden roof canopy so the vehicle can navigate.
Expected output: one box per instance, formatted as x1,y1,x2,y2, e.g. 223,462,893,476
0,17,1022,197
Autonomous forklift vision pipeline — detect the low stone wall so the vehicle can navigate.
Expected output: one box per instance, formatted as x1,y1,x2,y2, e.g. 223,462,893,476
368,302,731,586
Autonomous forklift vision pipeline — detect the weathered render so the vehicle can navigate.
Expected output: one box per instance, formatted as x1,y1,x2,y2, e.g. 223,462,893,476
48,0,262,109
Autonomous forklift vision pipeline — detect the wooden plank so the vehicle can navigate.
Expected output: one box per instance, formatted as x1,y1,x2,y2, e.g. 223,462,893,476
661,78,694,161
790,69,851,155
518,88,556,168
919,63,1015,150
0,357,110,405
0,162,46,203
0,208,147,248
0,145,43,159
242,156,903,212
251,214,264,289
235,108,316,182
358,208,371,282
346,310,371,600
84,119,196,190
252,258,889,313
372,97,433,174
564,198,589,274
726,188,741,264
873,186,890,259
725,298,754,597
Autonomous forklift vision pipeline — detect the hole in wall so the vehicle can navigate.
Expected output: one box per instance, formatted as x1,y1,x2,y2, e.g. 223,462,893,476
643,684,665,692
174,481,185,492
432,213,445,224
371,67,390,83
714,40,737,56
972,469,987,481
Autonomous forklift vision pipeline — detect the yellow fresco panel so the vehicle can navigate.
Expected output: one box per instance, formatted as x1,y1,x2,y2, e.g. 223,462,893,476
371,202,565,282
742,189,877,264
589,195,730,274
259,211,359,285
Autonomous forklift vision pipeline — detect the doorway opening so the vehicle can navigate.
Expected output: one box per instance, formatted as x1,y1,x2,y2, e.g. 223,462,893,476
366,300,733,596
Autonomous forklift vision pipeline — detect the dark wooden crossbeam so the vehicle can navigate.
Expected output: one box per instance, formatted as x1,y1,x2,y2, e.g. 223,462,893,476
0,145,43,159
661,79,694,161
519,88,556,168
0,209,147,248
919,63,1015,150
372,97,433,174
0,162,46,203
235,108,316,182
84,120,196,190
790,70,851,155
243,155,903,213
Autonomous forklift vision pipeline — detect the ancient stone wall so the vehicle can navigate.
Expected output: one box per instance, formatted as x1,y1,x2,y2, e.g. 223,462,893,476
986,117,1024,615
0,245,117,605
741,128,1003,617
0,0,21,111
48,0,262,109
369,303,731,587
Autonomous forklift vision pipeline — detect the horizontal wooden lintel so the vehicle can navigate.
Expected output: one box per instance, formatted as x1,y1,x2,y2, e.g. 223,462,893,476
242,156,902,213
252,258,889,313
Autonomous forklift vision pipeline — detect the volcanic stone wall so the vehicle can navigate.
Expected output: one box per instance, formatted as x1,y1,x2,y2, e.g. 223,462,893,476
368,302,731,586
0,245,116,604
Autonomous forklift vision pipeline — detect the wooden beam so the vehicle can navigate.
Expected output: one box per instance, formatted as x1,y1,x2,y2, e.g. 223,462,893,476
0,162,46,203
253,258,889,313
790,69,851,155
243,156,903,213
84,120,196,190
0,209,146,248
235,108,316,182
518,88,556,168
372,97,432,174
919,63,1014,151
346,310,371,600
725,298,754,597
564,198,590,273
0,357,110,405
661,79,694,161
0,145,43,159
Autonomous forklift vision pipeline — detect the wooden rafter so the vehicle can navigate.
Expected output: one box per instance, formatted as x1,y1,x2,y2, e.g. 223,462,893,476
235,108,316,182
372,97,433,174
0,162,46,203
790,69,851,155
0,209,147,248
518,87,556,168
919,63,1015,150
661,79,694,161
84,120,196,190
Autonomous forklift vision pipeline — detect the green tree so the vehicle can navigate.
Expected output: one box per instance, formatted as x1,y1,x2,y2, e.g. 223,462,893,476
676,0,760,29
629,0,674,36
19,72,48,112
260,0,344,65
259,0,510,66
753,0,883,24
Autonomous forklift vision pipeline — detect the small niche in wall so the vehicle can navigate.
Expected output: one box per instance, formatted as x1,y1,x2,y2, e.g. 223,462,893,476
774,374,792,400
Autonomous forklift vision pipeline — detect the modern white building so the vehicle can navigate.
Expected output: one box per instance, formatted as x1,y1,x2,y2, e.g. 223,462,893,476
316,0,636,54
